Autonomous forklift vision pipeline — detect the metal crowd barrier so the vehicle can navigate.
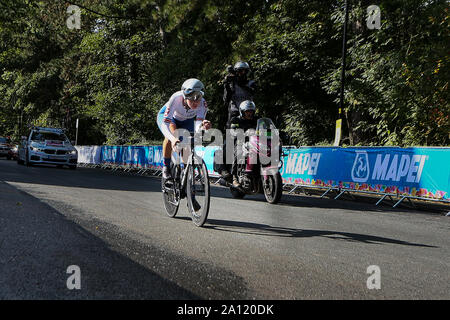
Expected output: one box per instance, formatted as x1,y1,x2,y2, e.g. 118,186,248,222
281,182,450,209
77,161,163,177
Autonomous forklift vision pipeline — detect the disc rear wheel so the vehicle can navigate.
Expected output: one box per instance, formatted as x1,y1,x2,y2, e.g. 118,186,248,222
162,164,180,217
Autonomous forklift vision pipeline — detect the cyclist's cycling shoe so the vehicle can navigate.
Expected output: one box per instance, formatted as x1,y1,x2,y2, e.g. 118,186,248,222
220,169,232,181
191,195,201,212
162,166,172,180
162,167,175,188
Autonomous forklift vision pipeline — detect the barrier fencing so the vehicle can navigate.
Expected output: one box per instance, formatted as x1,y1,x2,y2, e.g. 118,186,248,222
280,146,450,208
75,145,450,208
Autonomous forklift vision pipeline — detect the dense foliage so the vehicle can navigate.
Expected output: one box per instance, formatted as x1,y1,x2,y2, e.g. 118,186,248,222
0,0,448,146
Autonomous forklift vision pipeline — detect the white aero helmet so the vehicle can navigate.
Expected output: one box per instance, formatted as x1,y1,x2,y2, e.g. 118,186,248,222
239,100,256,117
181,78,205,101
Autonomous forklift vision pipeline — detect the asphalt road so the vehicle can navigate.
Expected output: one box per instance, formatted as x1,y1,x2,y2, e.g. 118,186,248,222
0,159,449,300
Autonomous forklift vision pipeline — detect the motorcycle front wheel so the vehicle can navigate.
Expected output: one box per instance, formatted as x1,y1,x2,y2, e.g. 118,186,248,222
262,172,282,204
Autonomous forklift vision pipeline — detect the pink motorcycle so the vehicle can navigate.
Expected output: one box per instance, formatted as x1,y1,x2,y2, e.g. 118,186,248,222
228,118,283,204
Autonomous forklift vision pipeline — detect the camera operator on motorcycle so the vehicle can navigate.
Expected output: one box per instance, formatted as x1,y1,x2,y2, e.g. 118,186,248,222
156,78,211,181
229,100,259,188
219,61,257,180
224,61,256,126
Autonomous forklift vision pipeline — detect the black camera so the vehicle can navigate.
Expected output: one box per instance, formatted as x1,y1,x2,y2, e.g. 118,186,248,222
225,65,236,83
226,65,235,75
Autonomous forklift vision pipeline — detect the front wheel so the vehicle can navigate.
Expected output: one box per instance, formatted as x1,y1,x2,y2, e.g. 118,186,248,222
262,172,282,204
186,160,210,227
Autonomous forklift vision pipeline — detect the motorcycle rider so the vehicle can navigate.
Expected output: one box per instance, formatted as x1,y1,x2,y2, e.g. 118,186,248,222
220,61,256,180
229,100,258,188
224,61,256,126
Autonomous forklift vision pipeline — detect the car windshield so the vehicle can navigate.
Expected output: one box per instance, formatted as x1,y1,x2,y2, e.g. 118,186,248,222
31,132,67,142
0,137,8,144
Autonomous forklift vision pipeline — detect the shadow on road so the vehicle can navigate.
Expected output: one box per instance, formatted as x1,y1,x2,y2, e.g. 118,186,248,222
0,180,202,299
174,217,438,248
208,183,431,214
0,160,161,193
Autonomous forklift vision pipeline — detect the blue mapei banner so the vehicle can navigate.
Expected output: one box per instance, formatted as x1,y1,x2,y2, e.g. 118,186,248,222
101,146,163,168
280,147,450,200
151,146,164,168
82,145,449,201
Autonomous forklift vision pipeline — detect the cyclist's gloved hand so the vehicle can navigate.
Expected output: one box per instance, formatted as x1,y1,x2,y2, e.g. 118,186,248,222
202,120,211,130
171,138,181,151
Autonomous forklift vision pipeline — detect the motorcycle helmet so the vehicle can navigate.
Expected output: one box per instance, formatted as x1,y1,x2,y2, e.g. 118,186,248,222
239,100,256,118
234,61,250,77
181,78,205,101
234,61,250,73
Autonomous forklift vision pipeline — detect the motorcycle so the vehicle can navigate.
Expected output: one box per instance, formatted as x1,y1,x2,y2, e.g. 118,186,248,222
216,118,283,204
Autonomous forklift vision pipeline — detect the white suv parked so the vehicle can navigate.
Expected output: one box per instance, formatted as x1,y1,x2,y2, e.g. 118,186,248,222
17,126,78,169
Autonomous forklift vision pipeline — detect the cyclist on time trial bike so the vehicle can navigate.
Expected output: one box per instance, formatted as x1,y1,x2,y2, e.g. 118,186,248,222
156,78,211,180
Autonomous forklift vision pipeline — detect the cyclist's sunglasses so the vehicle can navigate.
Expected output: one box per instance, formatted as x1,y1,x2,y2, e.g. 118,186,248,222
185,91,204,101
